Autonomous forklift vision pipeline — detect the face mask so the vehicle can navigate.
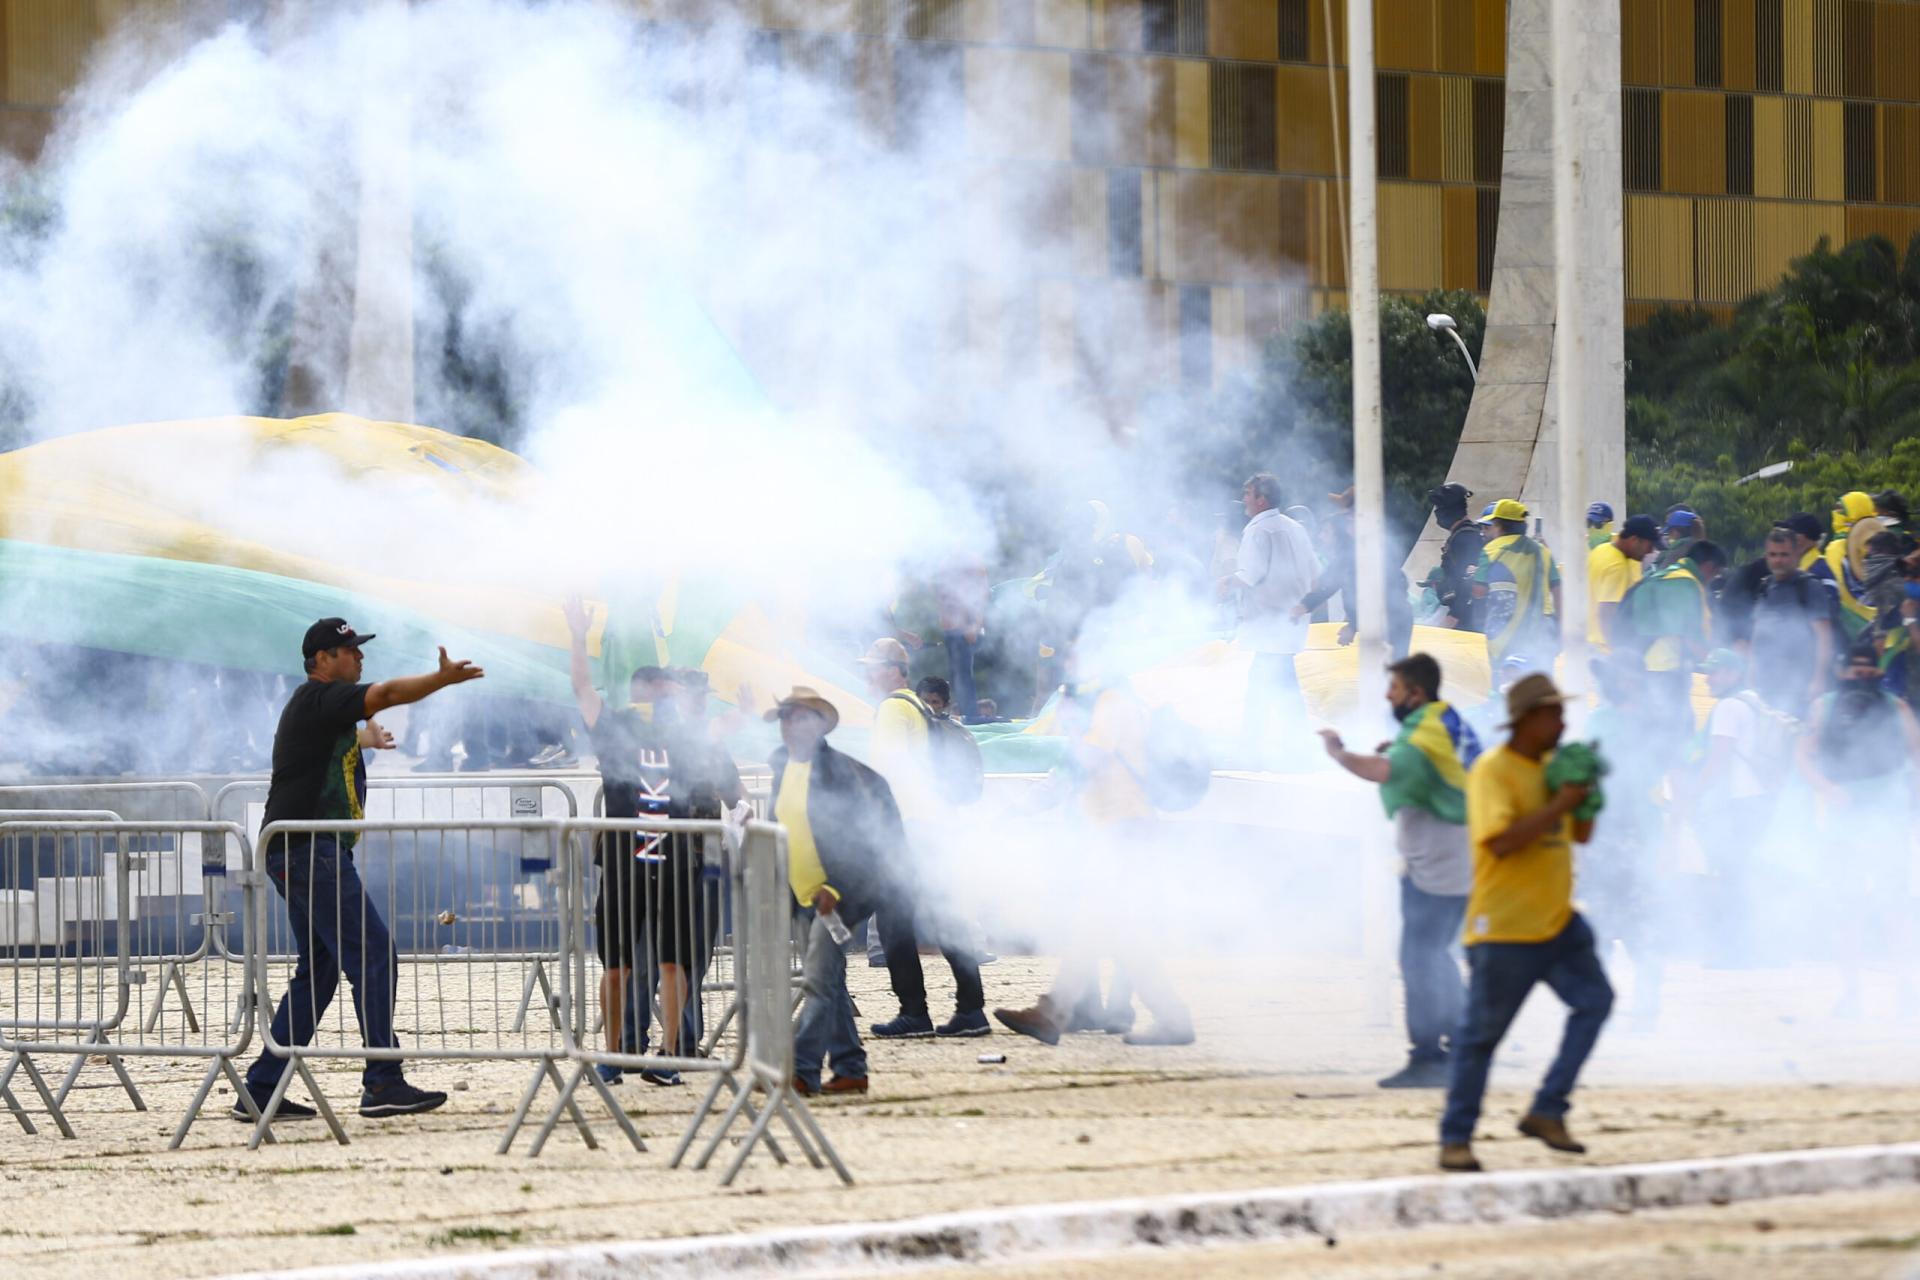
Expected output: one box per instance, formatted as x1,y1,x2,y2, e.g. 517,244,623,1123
1833,509,1851,537
1391,698,1417,723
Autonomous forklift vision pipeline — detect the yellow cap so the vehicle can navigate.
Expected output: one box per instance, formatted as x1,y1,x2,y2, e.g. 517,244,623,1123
1491,498,1530,522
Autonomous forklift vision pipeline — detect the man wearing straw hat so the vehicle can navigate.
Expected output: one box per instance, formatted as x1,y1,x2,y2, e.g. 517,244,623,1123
766,687,905,1096
1438,673,1611,1173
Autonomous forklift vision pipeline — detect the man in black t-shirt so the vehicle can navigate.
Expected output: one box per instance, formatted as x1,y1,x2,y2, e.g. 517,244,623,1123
237,618,484,1123
565,597,742,1086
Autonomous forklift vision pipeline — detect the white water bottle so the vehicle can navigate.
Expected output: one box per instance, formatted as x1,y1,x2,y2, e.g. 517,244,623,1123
821,908,852,946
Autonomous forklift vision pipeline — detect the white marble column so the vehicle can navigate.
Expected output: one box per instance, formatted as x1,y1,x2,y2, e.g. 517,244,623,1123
1406,0,1624,578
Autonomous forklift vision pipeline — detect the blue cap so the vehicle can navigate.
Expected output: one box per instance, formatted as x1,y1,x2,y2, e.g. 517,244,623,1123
1666,509,1700,529
1586,502,1614,524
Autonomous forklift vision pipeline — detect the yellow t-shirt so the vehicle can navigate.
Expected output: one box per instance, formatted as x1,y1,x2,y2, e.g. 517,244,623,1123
1586,540,1642,648
1076,691,1155,824
1463,745,1574,945
870,687,935,821
776,761,832,908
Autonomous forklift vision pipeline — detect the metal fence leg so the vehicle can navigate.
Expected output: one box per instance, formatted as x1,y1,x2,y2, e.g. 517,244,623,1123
55,1031,146,1114
11,1052,75,1139
784,1091,853,1185
169,1058,226,1150
293,1058,348,1145
530,1063,642,1158
700,997,739,1057
142,962,201,1036
717,1086,785,1186
498,1057,599,1155
689,1076,758,1171
0,1052,38,1135
668,1067,733,1168
511,962,561,1033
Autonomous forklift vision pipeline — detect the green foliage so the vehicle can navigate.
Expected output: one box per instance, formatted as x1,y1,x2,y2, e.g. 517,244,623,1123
1630,435,1920,559
1626,232,1920,554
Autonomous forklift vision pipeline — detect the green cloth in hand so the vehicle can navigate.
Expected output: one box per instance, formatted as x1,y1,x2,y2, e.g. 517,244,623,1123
1544,740,1609,821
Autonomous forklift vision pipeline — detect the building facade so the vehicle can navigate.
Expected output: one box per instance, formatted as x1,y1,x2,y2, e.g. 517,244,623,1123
4,0,1918,396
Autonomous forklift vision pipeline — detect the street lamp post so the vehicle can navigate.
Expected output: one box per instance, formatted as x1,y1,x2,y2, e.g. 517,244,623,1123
1426,313,1478,383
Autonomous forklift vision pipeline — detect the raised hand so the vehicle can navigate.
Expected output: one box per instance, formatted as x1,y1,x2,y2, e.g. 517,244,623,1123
437,646,485,685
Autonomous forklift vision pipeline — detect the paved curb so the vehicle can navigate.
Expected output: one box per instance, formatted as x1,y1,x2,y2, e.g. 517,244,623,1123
220,1142,1920,1280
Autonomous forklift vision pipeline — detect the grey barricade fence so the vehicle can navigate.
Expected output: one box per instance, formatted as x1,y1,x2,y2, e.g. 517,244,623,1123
672,819,850,1186
242,819,588,1150
518,815,743,1160
0,783,223,1035
0,819,256,1148
215,776,585,1034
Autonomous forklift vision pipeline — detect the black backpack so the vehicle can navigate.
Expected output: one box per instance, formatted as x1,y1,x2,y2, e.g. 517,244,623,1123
887,694,985,805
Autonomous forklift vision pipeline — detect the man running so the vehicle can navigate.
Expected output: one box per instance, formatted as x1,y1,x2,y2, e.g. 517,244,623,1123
1439,673,1612,1172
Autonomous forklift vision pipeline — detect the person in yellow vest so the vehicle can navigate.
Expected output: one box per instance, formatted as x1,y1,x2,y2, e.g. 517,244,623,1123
1473,499,1561,665
1439,674,1610,1173
1586,515,1659,652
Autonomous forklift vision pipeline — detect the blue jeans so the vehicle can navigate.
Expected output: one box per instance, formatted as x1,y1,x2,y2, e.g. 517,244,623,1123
793,911,868,1088
944,630,979,722
1400,878,1467,1063
247,835,404,1092
1439,913,1613,1145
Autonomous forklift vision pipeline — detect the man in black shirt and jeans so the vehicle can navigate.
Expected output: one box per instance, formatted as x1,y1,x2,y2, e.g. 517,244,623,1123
237,618,484,1122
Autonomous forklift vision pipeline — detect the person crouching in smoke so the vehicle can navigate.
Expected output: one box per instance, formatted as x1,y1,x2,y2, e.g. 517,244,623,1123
994,656,1194,1047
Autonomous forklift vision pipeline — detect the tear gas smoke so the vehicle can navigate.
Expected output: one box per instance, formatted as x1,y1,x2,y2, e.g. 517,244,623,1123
0,0,1911,1088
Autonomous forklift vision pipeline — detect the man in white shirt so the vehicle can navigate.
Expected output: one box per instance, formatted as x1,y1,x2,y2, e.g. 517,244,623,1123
1217,472,1317,760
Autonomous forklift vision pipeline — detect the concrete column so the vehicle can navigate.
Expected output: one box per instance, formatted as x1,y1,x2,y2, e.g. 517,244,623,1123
1407,0,1624,579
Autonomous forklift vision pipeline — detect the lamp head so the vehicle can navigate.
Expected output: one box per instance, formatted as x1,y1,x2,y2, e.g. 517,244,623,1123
1426,313,1456,332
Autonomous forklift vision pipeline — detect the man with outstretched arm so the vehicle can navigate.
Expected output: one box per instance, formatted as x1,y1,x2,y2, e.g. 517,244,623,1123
1437,673,1612,1172
237,619,484,1122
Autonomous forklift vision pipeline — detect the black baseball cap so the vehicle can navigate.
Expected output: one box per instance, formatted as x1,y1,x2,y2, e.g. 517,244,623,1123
1620,514,1661,542
302,617,376,660
1782,512,1825,541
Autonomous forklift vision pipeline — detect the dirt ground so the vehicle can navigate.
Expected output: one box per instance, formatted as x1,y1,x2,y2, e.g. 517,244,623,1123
4,952,1920,1280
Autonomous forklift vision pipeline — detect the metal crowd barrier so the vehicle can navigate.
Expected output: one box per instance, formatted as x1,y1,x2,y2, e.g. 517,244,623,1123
673,820,848,1185
0,802,842,1180
214,777,586,1032
241,818,586,1150
0,819,256,1148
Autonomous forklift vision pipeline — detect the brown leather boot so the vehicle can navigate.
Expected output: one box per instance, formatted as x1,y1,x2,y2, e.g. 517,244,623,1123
821,1074,869,1096
1438,1143,1482,1173
1518,1113,1587,1153
994,997,1067,1046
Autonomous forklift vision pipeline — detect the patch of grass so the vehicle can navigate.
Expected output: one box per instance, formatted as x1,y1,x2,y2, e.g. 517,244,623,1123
310,1224,357,1237
1846,1234,1920,1252
430,1226,525,1248
954,1108,984,1117
518,1182,533,1194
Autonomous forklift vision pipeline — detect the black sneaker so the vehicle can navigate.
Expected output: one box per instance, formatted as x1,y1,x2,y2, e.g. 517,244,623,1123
638,1067,683,1087
869,1012,935,1039
358,1080,448,1117
229,1090,317,1122
935,1010,991,1038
